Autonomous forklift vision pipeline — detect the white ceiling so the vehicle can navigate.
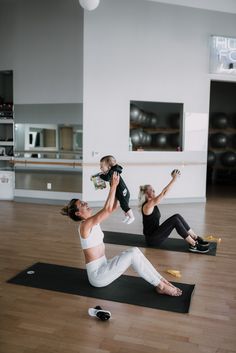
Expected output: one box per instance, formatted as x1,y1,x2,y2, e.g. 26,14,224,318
144,0,236,14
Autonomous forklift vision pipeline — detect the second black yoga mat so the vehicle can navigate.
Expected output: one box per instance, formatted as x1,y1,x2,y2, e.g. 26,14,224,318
103,231,217,256
7,262,195,314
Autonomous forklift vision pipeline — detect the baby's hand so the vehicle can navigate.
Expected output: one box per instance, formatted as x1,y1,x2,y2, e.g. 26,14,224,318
171,169,181,178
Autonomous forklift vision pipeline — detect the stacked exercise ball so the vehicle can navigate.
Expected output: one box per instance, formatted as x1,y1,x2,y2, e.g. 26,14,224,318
152,133,167,148
130,104,159,128
211,113,229,129
208,112,236,184
220,151,236,167
130,129,151,147
130,104,156,148
210,133,228,148
207,151,216,167
143,113,159,128
130,104,141,123
129,103,182,150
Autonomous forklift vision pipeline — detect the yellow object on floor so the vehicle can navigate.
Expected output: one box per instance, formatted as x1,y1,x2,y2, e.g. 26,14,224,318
204,235,222,243
166,269,181,278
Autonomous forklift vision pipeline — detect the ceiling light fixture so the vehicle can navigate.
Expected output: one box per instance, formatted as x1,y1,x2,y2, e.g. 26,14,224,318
79,0,100,11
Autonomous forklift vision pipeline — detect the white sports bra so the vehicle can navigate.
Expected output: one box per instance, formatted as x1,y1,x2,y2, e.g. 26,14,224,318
78,222,104,250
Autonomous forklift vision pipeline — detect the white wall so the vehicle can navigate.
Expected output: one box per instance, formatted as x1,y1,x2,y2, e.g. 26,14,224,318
147,0,236,14
1,0,236,204
0,0,83,104
83,0,236,203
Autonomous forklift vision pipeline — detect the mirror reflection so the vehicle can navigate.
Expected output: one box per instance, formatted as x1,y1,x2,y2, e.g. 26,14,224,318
29,127,57,149
15,123,82,159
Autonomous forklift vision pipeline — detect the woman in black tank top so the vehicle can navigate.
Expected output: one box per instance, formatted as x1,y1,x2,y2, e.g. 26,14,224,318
139,170,209,253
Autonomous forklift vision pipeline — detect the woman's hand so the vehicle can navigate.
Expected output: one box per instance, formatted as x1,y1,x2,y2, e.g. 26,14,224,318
171,169,181,179
111,171,120,188
84,173,120,228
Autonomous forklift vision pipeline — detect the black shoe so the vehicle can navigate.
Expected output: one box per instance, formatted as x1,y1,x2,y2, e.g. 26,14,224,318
189,243,209,253
196,236,209,247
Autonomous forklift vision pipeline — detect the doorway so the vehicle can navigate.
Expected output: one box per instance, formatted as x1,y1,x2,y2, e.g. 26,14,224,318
207,80,236,197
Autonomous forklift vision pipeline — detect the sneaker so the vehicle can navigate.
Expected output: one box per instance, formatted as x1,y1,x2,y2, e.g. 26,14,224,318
126,217,135,225
196,236,209,247
122,216,130,223
88,306,111,321
189,243,209,254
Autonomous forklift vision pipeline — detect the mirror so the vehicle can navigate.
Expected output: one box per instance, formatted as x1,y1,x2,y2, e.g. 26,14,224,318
15,123,82,159
29,127,57,149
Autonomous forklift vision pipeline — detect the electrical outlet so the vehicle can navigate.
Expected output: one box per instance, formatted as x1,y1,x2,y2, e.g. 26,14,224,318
47,183,52,190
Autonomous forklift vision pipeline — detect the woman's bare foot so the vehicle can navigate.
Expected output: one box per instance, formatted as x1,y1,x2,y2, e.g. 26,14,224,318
156,282,182,296
160,278,182,294
160,278,176,289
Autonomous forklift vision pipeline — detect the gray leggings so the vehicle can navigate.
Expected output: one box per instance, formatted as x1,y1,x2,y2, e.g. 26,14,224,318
86,247,162,288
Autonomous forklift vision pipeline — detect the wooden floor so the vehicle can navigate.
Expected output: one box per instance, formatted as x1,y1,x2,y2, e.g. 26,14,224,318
0,185,236,353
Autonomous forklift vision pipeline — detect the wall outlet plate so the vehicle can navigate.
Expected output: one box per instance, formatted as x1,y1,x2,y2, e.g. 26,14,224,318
47,183,52,190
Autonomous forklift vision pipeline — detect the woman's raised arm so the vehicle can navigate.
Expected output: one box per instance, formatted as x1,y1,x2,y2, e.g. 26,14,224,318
154,169,180,204
144,170,180,213
83,172,120,231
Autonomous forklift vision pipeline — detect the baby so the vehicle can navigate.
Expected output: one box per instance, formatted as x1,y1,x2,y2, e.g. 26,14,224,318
99,155,135,224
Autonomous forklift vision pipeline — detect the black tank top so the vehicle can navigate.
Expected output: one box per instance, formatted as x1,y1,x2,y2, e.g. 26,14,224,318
142,201,161,236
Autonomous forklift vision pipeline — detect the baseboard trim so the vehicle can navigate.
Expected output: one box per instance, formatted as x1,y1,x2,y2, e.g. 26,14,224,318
86,197,206,207
13,189,206,206
14,189,82,205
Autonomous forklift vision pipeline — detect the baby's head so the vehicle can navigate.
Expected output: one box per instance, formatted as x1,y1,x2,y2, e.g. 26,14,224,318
100,155,116,173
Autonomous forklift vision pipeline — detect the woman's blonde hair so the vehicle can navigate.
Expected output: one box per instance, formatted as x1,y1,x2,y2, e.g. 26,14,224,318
138,184,150,210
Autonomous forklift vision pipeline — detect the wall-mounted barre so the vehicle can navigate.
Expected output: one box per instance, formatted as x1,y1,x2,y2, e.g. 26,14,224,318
13,160,82,167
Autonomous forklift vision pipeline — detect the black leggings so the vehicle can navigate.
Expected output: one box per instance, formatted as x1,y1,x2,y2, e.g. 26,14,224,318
116,188,130,213
145,213,190,246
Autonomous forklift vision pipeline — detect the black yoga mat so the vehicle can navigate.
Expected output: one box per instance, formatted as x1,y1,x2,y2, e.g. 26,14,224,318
104,231,217,256
7,262,195,314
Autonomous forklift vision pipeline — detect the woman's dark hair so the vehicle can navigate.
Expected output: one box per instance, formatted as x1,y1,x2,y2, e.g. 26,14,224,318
60,198,82,222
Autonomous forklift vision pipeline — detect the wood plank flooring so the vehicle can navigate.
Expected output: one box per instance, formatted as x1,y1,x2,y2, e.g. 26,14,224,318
0,186,236,353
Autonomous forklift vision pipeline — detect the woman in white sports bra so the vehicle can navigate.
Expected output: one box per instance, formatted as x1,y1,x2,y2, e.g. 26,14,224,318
61,172,182,296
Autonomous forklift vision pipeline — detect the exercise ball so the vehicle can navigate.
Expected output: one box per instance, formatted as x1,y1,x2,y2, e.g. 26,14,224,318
138,129,145,143
220,151,236,167
211,113,229,129
146,133,152,145
169,133,180,148
79,0,100,11
130,104,141,123
142,115,150,127
207,151,216,167
232,134,236,148
142,113,155,128
130,129,144,146
233,114,236,128
142,132,152,146
169,114,180,129
152,133,167,147
137,111,149,126
148,113,159,128
210,133,228,148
